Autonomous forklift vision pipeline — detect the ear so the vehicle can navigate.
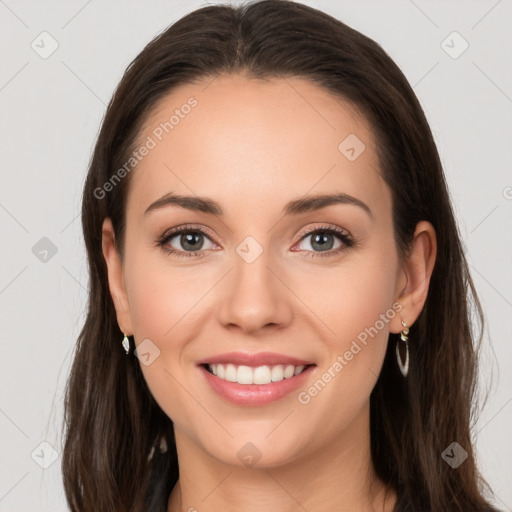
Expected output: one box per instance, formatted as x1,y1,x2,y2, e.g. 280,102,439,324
390,220,437,333
102,217,133,335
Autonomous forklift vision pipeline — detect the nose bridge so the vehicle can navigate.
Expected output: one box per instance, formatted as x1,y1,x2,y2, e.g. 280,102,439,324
217,234,292,333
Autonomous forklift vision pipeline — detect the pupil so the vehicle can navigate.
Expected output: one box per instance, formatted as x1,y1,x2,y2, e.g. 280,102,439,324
181,232,202,251
312,232,333,251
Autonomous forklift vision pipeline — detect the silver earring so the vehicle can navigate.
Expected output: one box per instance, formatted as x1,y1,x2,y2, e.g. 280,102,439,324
122,333,130,354
396,320,409,377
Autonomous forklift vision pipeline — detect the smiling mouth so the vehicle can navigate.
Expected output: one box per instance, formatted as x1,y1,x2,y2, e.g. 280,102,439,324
201,363,315,385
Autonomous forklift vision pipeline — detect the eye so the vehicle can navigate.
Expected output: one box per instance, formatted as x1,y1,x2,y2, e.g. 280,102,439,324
156,223,355,260
293,224,354,258
156,224,217,259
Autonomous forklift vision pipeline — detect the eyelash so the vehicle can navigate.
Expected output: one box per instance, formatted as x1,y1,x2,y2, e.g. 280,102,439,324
156,223,355,260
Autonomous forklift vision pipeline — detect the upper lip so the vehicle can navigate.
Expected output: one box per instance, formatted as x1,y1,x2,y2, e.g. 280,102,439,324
197,352,315,367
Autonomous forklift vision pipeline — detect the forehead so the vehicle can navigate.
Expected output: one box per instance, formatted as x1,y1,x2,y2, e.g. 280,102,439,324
127,73,388,220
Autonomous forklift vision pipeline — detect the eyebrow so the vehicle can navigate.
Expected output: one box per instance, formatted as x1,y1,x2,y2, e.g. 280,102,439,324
144,192,373,219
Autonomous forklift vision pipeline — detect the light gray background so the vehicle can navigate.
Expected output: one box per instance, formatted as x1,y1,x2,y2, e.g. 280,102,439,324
0,0,511,510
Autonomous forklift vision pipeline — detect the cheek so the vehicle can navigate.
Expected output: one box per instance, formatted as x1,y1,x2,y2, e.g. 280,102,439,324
297,244,398,346
127,268,174,342
124,256,203,426
125,244,209,344
295,242,398,399
123,248,224,416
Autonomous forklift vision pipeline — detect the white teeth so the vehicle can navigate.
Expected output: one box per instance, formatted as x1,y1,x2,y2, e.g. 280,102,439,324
271,365,284,382
283,365,295,378
237,365,253,384
253,365,271,384
207,363,308,385
225,364,237,382
294,365,305,376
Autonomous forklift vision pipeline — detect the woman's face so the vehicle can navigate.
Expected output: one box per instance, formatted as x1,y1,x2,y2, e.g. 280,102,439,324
106,73,408,468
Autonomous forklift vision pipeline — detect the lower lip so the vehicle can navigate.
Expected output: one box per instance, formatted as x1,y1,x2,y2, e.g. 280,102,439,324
199,364,316,406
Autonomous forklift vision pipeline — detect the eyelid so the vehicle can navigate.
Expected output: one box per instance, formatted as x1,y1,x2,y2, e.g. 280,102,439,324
157,222,354,258
160,223,218,243
295,223,351,240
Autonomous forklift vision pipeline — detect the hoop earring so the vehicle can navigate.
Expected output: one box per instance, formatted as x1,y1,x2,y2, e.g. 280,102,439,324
396,320,409,377
122,333,130,355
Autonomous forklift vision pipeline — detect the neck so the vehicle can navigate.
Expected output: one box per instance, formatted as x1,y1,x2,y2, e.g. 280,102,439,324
167,403,396,512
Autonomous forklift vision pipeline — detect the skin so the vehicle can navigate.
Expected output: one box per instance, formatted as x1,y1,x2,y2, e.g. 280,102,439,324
102,73,436,512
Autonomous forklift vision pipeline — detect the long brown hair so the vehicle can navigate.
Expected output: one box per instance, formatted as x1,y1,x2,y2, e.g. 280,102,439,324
61,1,498,510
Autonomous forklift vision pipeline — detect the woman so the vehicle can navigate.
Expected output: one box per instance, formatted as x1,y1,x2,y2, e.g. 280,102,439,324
61,1,499,510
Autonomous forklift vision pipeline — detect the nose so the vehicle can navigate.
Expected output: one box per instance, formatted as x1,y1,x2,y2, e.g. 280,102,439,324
217,248,293,335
